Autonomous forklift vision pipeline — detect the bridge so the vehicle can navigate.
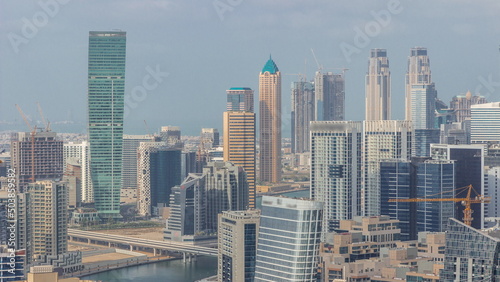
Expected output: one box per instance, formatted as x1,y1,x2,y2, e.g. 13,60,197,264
68,229,218,261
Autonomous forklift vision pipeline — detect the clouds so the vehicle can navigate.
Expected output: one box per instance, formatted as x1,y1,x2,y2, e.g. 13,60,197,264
1,1,500,134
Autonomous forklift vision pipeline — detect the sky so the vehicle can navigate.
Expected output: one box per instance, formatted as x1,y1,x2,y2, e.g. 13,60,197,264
1,0,500,136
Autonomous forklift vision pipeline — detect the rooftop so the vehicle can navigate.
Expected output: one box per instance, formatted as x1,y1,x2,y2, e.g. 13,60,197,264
261,56,279,74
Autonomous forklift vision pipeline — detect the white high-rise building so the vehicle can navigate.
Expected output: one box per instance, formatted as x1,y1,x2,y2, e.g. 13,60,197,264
254,196,323,282
365,48,391,121
471,102,500,143
63,141,92,202
310,121,362,233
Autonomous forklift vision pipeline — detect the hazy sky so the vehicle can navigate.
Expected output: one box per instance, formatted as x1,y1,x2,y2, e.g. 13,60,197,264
1,0,500,136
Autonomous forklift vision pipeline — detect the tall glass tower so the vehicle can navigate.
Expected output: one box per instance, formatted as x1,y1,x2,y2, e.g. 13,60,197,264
87,31,126,219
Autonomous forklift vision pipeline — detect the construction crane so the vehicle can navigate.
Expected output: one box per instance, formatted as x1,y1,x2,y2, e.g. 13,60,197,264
310,48,349,76
389,185,490,227
15,104,37,183
37,102,51,132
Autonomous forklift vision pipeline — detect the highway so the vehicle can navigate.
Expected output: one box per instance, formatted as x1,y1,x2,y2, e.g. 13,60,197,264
68,229,218,256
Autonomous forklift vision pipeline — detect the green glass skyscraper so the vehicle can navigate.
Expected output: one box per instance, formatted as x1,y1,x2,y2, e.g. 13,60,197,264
87,31,126,219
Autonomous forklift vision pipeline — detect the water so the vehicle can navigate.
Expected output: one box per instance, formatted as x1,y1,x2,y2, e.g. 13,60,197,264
81,256,217,282
82,189,310,282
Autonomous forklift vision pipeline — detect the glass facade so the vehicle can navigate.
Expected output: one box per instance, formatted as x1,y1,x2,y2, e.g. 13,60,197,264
380,158,454,240
442,218,500,281
88,31,126,219
254,196,322,282
150,149,181,208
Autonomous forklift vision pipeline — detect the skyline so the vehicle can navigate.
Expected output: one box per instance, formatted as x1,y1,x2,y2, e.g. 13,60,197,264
1,1,500,136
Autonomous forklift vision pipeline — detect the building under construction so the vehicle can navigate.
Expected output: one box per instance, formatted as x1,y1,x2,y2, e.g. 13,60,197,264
10,131,64,192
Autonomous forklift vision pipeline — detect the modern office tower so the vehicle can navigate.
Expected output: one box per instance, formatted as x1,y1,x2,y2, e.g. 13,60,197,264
291,81,314,153
200,128,220,150
223,111,256,208
415,159,455,233
0,192,30,261
471,102,500,143
381,158,455,242
87,31,126,219
365,48,391,121
10,131,63,192
441,218,500,281
363,120,412,216
414,128,440,157
204,162,248,232
160,126,182,148
137,142,181,217
63,141,92,202
410,83,438,130
259,56,281,183
122,134,157,190
380,160,414,240
218,209,260,282
450,90,487,122
314,71,345,122
310,121,362,233
254,196,323,282
164,173,206,242
405,47,432,121
431,144,486,229
440,122,468,145
28,181,68,258
226,87,254,112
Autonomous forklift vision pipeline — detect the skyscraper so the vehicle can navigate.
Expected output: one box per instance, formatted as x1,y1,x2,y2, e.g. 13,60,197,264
410,83,438,130
200,128,220,150
28,180,68,258
314,71,345,121
291,80,314,153
405,47,432,121
122,134,157,190
380,158,455,240
471,102,500,143
365,48,391,120
254,196,323,281
259,56,281,183
10,131,63,192
431,144,486,229
223,111,256,208
363,120,412,216
218,209,260,282
310,121,362,233
160,126,183,148
87,31,126,219
226,87,254,112
164,173,206,242
137,142,181,217
204,161,248,232
450,90,487,123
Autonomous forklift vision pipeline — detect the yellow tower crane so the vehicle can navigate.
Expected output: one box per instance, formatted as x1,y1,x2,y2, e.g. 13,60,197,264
389,185,490,227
